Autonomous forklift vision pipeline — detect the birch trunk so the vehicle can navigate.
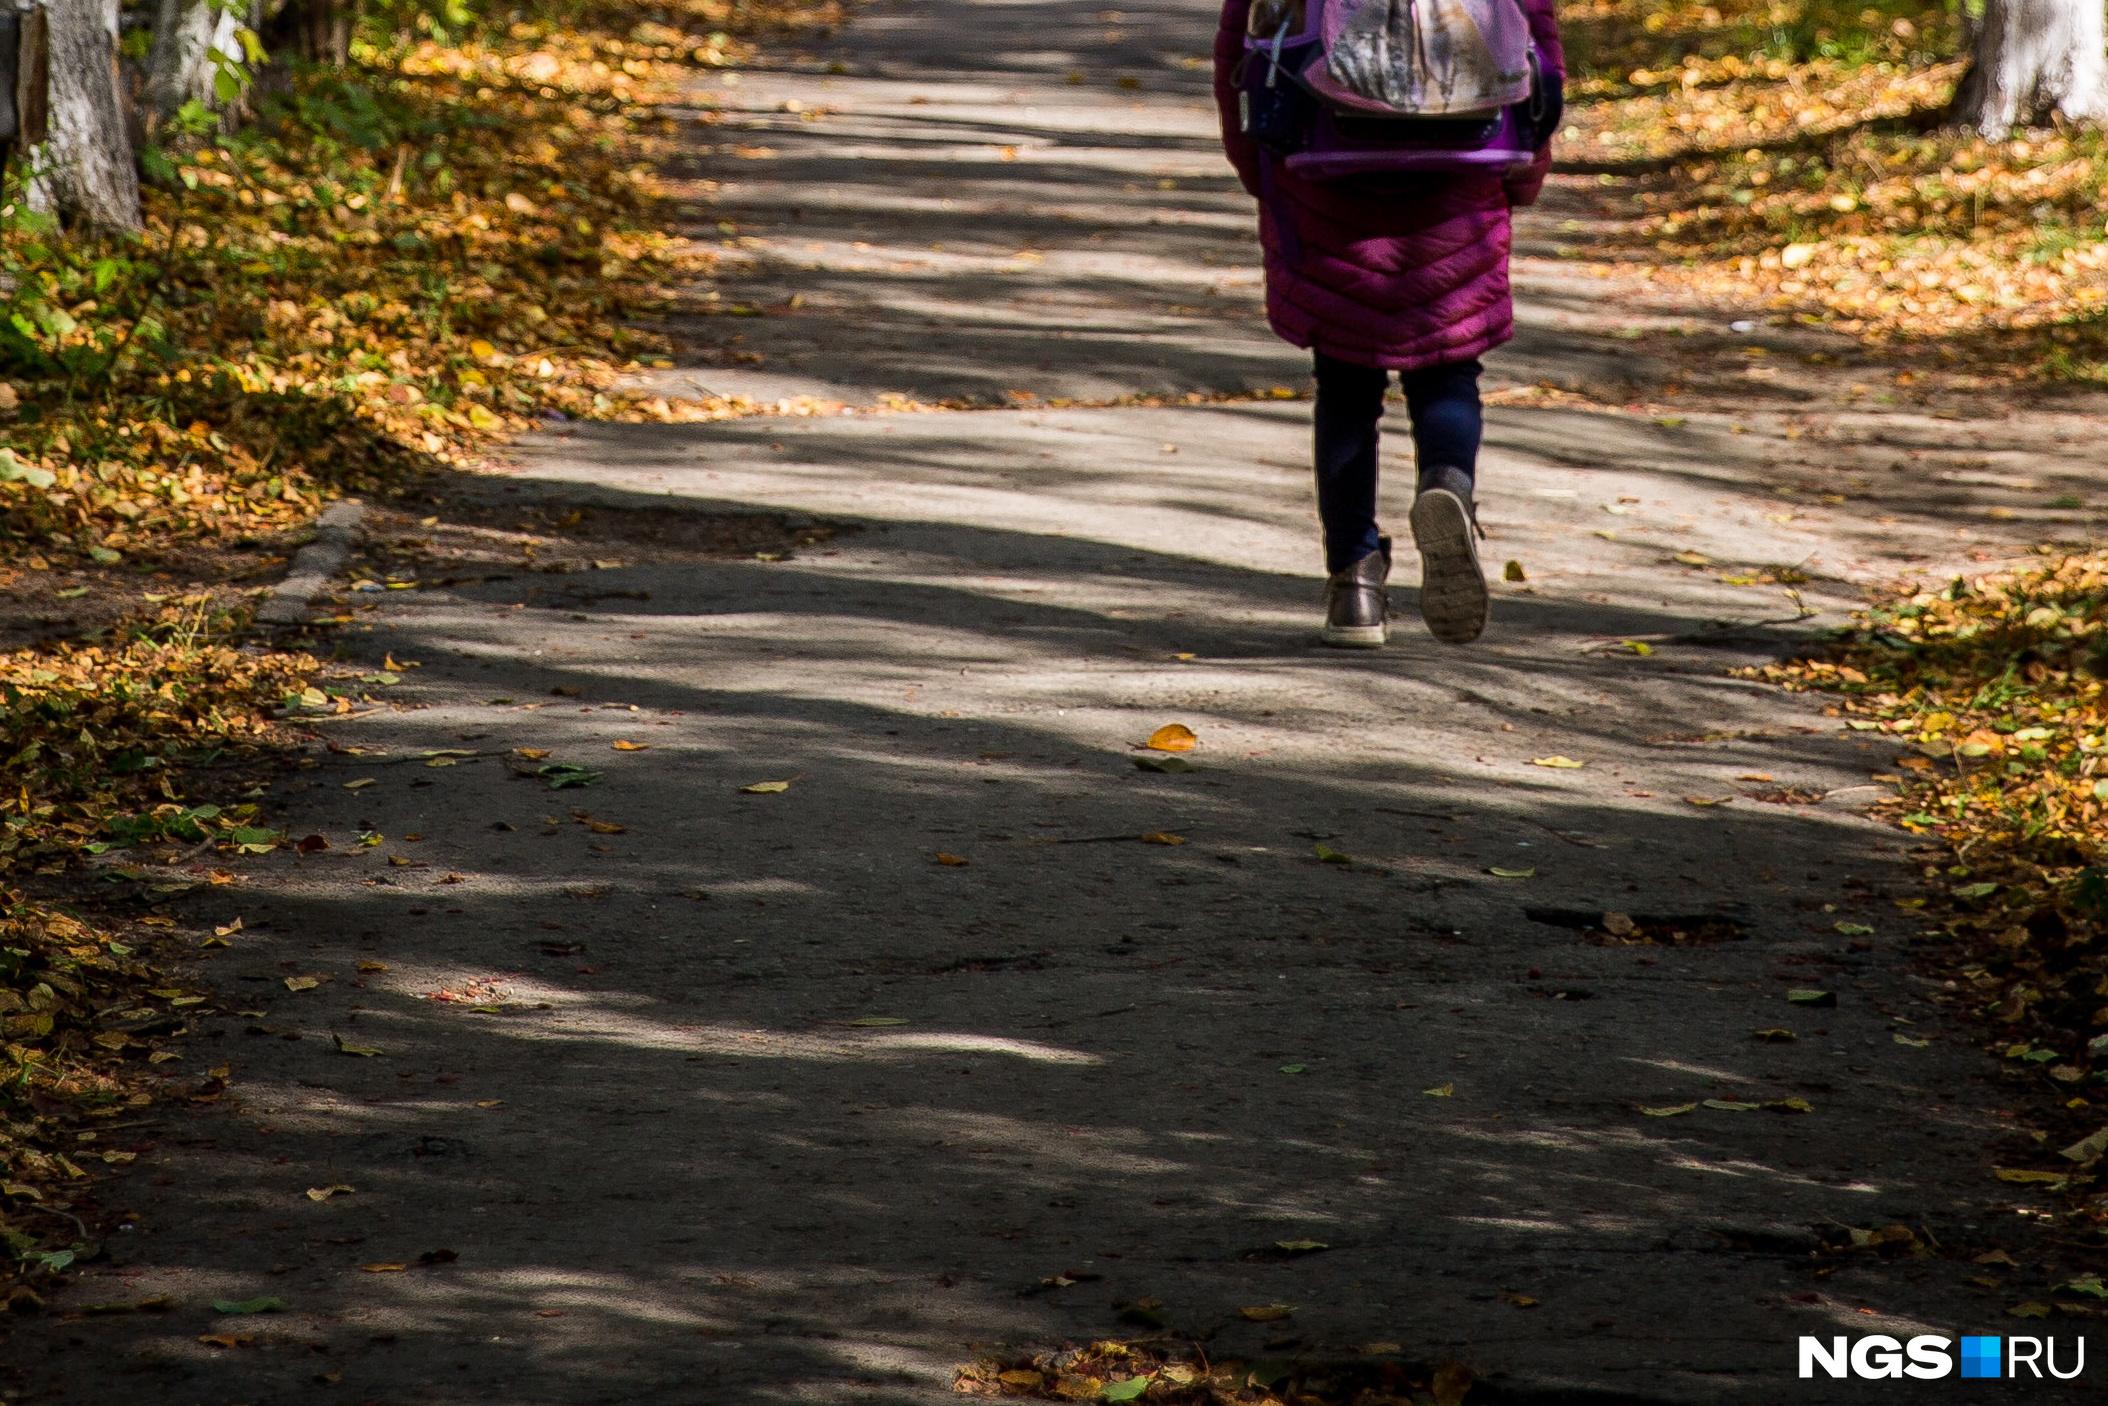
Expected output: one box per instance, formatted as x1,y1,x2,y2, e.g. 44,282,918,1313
35,0,140,230
1950,0,2108,139
143,0,243,122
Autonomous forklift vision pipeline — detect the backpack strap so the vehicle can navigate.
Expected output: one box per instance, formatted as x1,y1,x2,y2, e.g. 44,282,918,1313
1257,151,1304,269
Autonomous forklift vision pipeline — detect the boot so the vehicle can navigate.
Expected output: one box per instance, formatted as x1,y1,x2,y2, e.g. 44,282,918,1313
1408,465,1488,644
1321,536,1391,648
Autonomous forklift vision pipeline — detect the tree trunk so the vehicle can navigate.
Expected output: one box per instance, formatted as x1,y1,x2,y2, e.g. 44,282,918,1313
35,0,140,230
143,0,244,122
1950,0,2108,139
261,0,354,66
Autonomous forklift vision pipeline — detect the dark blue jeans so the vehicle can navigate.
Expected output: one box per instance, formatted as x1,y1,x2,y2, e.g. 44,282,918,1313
1313,351,1482,574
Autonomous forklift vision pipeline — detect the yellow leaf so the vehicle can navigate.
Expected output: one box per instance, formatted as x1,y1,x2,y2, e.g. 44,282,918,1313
1503,559,1525,582
1641,1103,1698,1117
360,1263,408,1273
998,1370,1043,1387
1684,795,1731,806
741,780,791,794
306,1184,354,1201
1139,832,1185,845
1531,755,1583,768
469,339,496,359
357,960,388,973
213,918,243,937
1238,1304,1295,1321
611,740,648,751
1487,866,1535,878
344,778,376,790
935,852,968,865
1423,1083,1454,1097
284,976,320,992
476,1099,504,1109
515,748,550,760
1996,1168,2065,1184
583,819,625,834
1144,723,1197,752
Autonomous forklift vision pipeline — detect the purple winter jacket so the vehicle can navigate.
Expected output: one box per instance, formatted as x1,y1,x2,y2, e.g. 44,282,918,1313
1213,0,1565,371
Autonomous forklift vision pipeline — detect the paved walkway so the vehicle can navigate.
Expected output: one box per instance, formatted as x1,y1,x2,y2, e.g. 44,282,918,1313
27,2,2108,1403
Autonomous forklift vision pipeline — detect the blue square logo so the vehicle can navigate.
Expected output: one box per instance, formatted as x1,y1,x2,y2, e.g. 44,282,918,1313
1959,1336,2001,1379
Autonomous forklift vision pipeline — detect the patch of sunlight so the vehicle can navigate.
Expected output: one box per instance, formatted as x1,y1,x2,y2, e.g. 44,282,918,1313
1451,1215,1574,1233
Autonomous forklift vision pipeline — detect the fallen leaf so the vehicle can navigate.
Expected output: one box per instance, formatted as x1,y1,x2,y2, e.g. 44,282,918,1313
998,1369,1044,1388
1996,1168,2066,1185
1753,1028,1797,1042
1641,1103,1699,1116
1673,551,1711,566
1621,639,1655,656
360,1263,408,1273
1139,831,1185,845
1736,773,1774,782
1504,1294,1540,1308
357,960,388,973
1144,723,1197,752
1684,795,1731,806
1487,865,1536,878
1423,1083,1454,1097
1893,1033,1931,1047
516,748,551,760
343,778,376,790
2008,1302,2052,1319
2059,1127,2108,1163
741,780,791,793
1102,1378,1152,1403
1531,755,1584,768
935,852,968,865
1975,1249,2020,1266
1834,922,1875,935
1703,1099,1761,1111
1503,559,1526,581
1785,989,1836,1005
333,1036,383,1057
1432,1360,1473,1406
284,976,320,992
214,918,244,937
1279,1063,1307,1074
582,819,624,834
1275,1239,1328,1252
197,1333,252,1348
1238,1304,1295,1321
1314,843,1352,864
611,740,649,751
211,1296,287,1314
306,1184,354,1201
1765,1097,1816,1114
294,833,329,854
475,1099,504,1109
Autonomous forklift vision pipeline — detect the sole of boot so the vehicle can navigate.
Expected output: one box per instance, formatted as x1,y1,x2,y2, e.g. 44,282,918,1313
1408,486,1488,644
1320,621,1387,648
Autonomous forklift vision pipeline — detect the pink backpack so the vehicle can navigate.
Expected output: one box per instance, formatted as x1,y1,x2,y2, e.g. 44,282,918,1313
1238,0,1544,181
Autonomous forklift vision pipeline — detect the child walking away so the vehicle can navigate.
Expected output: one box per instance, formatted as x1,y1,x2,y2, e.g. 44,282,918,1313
1214,0,1564,645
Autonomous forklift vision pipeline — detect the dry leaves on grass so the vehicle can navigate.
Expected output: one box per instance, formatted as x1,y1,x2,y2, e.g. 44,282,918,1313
955,1341,1475,1404
1751,555,2108,1225
1561,0,2108,380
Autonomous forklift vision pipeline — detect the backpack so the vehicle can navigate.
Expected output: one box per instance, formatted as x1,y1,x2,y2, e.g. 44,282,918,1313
1237,0,1543,181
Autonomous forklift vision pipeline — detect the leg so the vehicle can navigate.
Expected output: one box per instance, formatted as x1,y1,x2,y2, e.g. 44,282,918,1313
1311,350,1390,575
1400,358,1483,486
1401,359,1489,645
